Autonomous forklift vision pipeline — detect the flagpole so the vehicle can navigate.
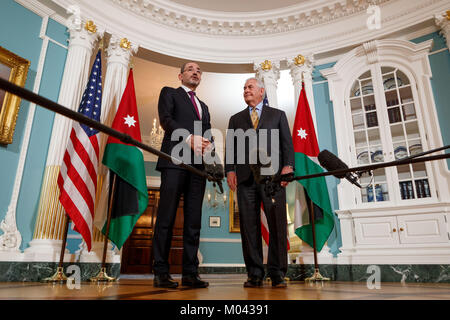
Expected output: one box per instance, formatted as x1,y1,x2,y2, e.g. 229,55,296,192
90,172,117,282
305,197,330,282
43,216,70,283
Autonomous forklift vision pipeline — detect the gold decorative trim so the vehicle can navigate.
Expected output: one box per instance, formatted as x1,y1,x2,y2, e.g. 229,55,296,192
120,38,131,50
446,10,450,20
260,60,272,71
293,54,305,66
0,46,30,144
229,190,240,233
34,165,67,240
85,20,97,34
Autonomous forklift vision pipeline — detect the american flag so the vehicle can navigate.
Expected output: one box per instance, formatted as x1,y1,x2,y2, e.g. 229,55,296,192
57,50,102,251
260,204,290,251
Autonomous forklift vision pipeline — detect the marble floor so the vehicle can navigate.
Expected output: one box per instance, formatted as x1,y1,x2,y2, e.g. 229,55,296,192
0,274,449,300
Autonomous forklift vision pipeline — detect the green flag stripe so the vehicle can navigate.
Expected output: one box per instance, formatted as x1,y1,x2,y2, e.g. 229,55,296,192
103,143,148,200
102,143,148,249
294,152,334,252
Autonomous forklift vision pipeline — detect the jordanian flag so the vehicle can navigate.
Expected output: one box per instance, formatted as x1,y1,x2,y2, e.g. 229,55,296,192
293,82,334,252
101,69,148,249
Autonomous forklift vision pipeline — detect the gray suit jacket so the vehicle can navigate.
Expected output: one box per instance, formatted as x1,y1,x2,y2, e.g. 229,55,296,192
225,105,294,185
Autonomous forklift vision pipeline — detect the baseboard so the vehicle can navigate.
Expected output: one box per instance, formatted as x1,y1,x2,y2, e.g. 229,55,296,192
0,262,120,282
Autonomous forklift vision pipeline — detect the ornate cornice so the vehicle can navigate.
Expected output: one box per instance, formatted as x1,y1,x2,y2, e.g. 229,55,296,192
110,0,390,36
49,0,449,64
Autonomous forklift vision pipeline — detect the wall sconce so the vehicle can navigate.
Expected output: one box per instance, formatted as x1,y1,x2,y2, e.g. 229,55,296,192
206,187,227,209
150,118,164,149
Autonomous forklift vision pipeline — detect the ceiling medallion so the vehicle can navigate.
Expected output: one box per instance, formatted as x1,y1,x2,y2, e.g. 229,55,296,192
84,20,97,34
120,38,132,50
293,54,305,66
260,60,272,71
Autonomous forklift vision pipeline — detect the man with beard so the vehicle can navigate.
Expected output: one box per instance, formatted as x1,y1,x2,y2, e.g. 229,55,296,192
152,62,212,288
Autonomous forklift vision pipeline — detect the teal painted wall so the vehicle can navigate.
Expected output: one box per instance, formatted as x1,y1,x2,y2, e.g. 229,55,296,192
0,0,68,251
312,67,341,256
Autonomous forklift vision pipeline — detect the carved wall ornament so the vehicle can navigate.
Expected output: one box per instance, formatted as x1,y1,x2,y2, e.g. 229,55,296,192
293,54,306,66
109,0,390,36
120,38,132,50
85,20,97,33
260,60,272,71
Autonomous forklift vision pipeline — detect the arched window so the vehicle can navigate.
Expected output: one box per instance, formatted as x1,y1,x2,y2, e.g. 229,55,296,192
348,66,432,205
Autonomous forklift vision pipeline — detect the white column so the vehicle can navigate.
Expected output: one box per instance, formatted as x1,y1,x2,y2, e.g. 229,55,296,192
435,11,450,50
25,12,103,261
287,54,334,264
287,54,317,127
80,36,138,263
254,59,280,108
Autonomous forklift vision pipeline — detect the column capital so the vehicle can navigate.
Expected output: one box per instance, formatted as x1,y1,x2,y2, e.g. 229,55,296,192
106,35,139,67
66,6,104,51
287,53,315,83
435,10,450,49
253,59,281,84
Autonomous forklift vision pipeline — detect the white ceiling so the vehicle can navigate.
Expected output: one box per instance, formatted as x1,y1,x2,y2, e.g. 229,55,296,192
168,0,308,12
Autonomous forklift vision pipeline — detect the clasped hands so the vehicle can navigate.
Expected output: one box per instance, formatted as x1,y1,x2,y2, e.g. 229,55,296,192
188,134,212,156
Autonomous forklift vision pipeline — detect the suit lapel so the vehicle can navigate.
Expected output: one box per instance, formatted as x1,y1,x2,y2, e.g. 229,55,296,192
240,108,254,129
256,105,269,129
177,87,200,120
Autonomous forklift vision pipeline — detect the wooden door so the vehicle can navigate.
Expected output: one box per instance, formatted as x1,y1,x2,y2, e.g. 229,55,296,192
120,189,184,274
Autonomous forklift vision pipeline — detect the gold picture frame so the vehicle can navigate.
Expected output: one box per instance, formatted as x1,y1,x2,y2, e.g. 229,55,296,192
228,190,240,233
0,46,30,144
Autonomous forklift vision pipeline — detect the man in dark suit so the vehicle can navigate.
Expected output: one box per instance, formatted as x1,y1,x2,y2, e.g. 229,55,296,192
225,78,294,288
153,62,212,288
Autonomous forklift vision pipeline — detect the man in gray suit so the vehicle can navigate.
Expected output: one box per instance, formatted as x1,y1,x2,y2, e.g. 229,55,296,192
225,78,294,288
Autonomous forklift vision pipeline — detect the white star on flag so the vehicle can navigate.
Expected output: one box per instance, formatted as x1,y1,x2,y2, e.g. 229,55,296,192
297,128,308,139
124,115,136,127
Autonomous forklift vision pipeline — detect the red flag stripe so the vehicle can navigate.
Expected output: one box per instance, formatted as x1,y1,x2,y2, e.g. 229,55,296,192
260,205,270,246
293,84,320,157
64,134,97,199
61,152,95,215
72,124,99,179
70,125,98,187
57,178,92,251
58,160,94,229
260,204,290,250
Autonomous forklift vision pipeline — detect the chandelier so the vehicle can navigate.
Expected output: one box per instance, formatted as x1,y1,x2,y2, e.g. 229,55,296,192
149,118,164,149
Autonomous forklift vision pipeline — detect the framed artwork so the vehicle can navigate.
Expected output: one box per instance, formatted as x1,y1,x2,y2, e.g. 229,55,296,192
0,46,30,144
228,190,240,233
209,216,221,228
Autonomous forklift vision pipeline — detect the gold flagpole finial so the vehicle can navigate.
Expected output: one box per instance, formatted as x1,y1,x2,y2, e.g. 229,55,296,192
98,37,105,50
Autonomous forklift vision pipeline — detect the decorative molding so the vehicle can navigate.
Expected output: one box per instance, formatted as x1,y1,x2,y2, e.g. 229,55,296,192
47,0,450,63
362,40,380,64
435,10,450,49
109,0,390,37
